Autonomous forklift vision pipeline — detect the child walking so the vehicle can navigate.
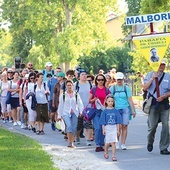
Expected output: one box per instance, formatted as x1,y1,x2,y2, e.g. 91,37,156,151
100,94,121,161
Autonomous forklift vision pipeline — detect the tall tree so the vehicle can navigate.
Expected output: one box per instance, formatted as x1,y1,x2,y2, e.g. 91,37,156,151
122,0,141,37
1,0,118,70
140,0,170,14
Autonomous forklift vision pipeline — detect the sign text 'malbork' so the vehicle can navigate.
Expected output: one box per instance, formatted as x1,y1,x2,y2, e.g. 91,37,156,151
126,12,170,25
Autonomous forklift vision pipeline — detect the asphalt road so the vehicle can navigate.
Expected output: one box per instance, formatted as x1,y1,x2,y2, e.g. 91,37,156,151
1,108,170,170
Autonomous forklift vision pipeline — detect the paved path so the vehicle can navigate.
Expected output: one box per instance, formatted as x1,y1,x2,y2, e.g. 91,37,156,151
1,108,170,170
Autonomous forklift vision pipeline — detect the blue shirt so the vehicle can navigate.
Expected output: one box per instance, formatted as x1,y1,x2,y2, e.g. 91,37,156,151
42,69,54,82
47,77,59,100
99,108,121,125
144,71,170,98
109,85,132,109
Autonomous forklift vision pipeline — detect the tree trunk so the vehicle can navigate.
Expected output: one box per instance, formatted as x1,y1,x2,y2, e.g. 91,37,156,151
60,1,76,72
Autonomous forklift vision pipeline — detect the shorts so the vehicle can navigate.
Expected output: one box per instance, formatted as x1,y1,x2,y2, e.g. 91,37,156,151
49,100,57,112
118,107,130,125
84,120,93,129
11,98,20,109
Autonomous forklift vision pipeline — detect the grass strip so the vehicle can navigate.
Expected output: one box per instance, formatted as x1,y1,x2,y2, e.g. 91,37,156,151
0,128,59,170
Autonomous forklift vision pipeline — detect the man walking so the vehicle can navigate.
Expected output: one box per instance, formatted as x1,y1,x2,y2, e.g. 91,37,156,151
144,61,170,155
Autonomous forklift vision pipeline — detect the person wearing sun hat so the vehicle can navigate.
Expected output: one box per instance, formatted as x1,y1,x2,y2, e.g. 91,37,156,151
109,72,136,150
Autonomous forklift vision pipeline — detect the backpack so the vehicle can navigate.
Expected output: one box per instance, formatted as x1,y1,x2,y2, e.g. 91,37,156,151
91,86,109,97
34,82,47,100
63,91,78,104
42,69,54,76
112,85,128,98
75,80,92,93
34,82,46,92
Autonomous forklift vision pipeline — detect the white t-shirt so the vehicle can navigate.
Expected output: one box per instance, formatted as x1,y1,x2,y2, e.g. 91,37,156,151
9,80,19,98
1,81,8,97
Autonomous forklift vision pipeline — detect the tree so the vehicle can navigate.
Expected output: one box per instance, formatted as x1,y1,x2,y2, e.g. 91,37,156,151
140,0,170,14
122,0,142,37
1,0,118,70
78,45,132,74
0,31,13,68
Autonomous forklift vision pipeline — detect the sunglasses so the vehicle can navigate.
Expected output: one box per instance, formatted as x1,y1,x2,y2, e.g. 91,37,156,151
117,79,123,81
30,77,35,80
97,79,104,81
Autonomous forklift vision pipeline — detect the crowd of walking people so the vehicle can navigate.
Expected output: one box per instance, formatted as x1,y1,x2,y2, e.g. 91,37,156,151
1,60,170,161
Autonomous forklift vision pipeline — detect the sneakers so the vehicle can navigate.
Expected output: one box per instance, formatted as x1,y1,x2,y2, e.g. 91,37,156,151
51,122,56,131
21,124,26,129
3,120,6,124
116,142,120,149
76,138,80,145
86,140,92,146
95,146,104,152
28,125,32,130
9,119,13,123
17,121,21,126
13,122,17,126
121,144,127,150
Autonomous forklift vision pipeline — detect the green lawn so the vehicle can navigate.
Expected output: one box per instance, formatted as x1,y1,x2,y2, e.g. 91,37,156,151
0,128,58,170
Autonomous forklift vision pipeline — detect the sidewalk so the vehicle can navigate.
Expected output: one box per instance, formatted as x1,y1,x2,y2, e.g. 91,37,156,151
1,108,170,170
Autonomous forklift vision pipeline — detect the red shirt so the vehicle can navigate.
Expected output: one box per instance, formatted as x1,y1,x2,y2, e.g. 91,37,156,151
90,86,110,108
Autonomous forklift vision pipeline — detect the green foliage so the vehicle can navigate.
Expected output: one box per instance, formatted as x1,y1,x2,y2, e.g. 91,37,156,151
78,45,132,74
0,31,13,68
129,50,152,74
1,0,118,67
140,0,170,14
122,0,142,37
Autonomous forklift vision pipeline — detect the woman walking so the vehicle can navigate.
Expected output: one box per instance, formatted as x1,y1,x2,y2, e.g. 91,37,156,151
58,80,84,148
8,71,20,126
34,73,49,135
0,72,9,123
110,72,136,150
25,72,37,132
89,74,110,152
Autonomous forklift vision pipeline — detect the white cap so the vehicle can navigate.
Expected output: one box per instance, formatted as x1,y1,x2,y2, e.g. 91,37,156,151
7,68,13,72
115,72,124,79
161,60,166,65
45,62,52,67
25,74,29,79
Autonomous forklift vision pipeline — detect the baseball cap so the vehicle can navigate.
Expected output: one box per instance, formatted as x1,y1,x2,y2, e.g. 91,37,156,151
45,62,52,67
115,72,124,79
25,74,29,79
7,68,13,72
56,72,65,78
161,60,166,65
78,69,86,77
